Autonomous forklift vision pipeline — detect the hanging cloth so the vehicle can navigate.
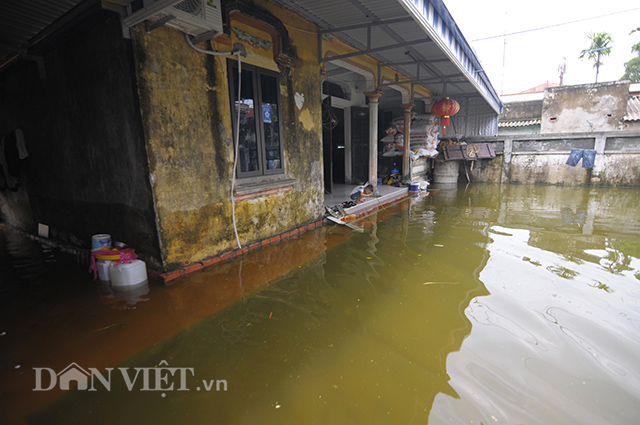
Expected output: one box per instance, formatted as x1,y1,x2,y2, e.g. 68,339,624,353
566,148,596,168
0,129,29,190
0,134,16,190
15,129,29,160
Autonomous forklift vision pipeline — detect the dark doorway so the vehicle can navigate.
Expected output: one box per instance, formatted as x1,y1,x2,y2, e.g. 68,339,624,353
322,97,333,194
331,107,345,184
351,106,369,184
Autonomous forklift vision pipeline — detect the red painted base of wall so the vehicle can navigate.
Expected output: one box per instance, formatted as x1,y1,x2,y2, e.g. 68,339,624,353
160,219,325,286
160,192,413,286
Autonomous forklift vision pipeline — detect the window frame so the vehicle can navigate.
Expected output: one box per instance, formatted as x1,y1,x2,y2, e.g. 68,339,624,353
227,60,285,179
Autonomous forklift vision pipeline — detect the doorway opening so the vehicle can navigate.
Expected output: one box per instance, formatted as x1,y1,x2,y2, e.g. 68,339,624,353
322,97,348,194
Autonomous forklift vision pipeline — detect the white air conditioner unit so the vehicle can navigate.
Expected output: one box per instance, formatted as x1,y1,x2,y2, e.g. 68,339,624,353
150,0,223,37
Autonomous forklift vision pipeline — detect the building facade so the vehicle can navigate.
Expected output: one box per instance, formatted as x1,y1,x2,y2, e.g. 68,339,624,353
0,0,502,273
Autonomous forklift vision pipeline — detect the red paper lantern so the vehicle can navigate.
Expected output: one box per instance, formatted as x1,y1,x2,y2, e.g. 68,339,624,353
431,97,460,135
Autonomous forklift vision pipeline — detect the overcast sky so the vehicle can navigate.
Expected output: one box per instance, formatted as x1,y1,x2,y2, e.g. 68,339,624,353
444,0,640,95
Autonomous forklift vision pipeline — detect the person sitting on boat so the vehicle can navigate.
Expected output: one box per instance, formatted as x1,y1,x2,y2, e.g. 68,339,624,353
350,184,373,204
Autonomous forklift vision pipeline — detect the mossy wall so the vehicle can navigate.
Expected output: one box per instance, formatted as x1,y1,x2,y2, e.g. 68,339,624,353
464,134,640,187
131,1,323,270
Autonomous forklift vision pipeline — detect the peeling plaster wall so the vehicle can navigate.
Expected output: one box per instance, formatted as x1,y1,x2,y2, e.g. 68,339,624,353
465,133,640,187
541,81,629,133
598,154,640,186
461,82,639,186
508,155,591,185
131,2,323,270
468,156,503,183
502,100,543,121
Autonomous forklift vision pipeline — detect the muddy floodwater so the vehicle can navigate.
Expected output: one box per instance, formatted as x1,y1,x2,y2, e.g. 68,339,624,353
2,184,640,425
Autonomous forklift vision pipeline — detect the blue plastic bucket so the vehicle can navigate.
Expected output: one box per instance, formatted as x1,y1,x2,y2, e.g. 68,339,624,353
409,182,421,192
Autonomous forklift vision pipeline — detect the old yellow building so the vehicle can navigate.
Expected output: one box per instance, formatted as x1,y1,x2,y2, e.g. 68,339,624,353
0,0,502,277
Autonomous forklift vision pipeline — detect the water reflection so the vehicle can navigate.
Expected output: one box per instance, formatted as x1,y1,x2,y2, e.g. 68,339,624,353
97,281,151,310
31,193,490,425
0,228,87,315
430,185,640,425
22,185,640,424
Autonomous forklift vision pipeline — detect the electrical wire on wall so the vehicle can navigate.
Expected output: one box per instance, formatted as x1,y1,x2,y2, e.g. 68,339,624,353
185,34,246,249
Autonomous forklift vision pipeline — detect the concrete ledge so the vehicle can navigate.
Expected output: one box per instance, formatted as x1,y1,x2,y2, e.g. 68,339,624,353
233,178,296,202
342,187,409,217
323,188,413,229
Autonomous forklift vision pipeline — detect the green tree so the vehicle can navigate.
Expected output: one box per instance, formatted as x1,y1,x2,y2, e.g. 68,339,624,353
579,32,613,83
622,28,640,81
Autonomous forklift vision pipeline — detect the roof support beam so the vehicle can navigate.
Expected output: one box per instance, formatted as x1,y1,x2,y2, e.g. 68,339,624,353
379,58,450,67
378,74,464,88
318,17,414,35
0,42,46,78
320,39,432,63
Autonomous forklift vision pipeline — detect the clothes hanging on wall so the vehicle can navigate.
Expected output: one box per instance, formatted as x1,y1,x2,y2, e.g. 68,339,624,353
0,128,29,191
566,148,596,168
15,129,29,160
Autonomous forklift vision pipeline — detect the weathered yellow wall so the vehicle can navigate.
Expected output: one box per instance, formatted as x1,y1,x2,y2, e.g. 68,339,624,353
131,1,323,270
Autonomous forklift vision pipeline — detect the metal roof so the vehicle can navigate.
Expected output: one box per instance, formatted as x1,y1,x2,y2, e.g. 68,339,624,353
624,96,640,121
274,0,502,114
0,0,502,114
498,119,541,128
0,0,94,74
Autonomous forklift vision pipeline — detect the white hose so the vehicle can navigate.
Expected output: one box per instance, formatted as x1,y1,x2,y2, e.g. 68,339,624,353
230,52,242,249
185,34,243,249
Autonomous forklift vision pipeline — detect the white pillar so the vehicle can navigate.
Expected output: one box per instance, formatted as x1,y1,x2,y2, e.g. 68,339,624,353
402,103,414,183
591,135,606,186
365,90,383,196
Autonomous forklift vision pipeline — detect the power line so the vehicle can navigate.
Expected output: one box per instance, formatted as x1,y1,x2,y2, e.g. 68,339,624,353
472,7,640,42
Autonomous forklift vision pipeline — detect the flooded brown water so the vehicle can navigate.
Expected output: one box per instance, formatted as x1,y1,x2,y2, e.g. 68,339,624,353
2,184,640,424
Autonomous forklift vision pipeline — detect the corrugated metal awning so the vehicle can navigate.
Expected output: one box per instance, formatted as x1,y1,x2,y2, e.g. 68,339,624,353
498,119,541,128
0,0,97,75
0,0,502,116
624,96,640,121
274,0,502,114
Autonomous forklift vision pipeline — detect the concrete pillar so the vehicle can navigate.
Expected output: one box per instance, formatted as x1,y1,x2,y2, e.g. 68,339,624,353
365,90,383,195
501,137,513,183
401,103,414,182
590,135,607,186
433,159,459,184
